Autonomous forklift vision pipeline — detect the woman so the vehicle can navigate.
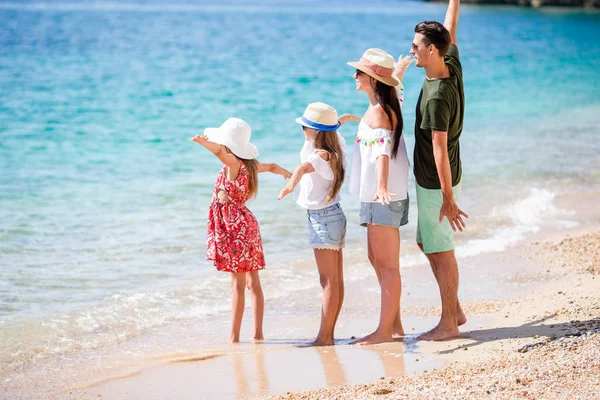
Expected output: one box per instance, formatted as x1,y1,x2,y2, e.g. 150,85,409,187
339,49,413,344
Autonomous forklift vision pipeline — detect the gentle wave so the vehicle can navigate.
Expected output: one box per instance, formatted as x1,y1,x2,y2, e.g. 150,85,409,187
457,188,575,258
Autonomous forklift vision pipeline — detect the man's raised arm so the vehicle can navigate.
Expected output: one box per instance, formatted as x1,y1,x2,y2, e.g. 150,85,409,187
443,0,460,45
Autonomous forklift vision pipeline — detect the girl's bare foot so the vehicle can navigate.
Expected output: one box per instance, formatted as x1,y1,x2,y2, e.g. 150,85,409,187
310,340,335,346
351,330,393,345
311,338,334,346
253,334,264,342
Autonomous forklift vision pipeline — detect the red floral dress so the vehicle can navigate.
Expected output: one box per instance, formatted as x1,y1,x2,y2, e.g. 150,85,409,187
207,163,265,273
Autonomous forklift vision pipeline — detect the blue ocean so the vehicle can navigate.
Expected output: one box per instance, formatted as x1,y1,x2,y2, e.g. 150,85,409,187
1,0,599,386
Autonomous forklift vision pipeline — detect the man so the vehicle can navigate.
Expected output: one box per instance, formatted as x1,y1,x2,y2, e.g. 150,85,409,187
410,0,469,341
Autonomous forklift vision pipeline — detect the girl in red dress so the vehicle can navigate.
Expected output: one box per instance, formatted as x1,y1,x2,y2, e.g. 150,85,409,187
192,117,291,343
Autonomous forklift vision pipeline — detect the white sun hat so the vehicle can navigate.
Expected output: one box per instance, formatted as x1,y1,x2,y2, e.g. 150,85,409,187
348,48,400,87
295,102,341,131
204,118,259,160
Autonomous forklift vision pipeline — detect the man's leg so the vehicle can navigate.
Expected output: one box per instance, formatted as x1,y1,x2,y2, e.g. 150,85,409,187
418,249,460,341
418,243,466,326
416,183,464,340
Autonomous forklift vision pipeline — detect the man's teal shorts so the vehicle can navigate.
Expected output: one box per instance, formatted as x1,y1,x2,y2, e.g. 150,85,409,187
416,181,462,254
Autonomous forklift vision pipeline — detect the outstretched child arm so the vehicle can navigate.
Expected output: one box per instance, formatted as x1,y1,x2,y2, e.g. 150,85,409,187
258,162,292,179
278,162,315,200
191,134,239,170
338,113,361,126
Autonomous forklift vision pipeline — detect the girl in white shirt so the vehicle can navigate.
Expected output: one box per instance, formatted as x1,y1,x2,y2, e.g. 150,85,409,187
340,49,413,345
278,102,346,346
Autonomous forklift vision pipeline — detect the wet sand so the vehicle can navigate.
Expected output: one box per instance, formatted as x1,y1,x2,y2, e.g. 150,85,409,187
264,228,600,399
4,191,600,400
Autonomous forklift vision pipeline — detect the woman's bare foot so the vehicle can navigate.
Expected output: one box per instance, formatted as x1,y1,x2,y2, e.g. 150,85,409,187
417,324,460,341
351,330,393,345
392,323,405,338
229,334,240,344
392,330,405,339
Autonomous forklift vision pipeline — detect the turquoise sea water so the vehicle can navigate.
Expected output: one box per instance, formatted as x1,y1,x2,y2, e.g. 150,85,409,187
1,0,599,379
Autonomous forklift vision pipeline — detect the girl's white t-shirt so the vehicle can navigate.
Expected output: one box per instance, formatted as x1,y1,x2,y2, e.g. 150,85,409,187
349,84,409,203
295,132,347,210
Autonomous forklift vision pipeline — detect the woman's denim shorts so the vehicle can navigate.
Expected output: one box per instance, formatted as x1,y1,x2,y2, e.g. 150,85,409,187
307,203,346,251
359,197,409,228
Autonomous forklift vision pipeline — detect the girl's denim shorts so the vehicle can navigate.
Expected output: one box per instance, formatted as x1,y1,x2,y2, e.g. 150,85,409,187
307,203,346,251
359,196,409,228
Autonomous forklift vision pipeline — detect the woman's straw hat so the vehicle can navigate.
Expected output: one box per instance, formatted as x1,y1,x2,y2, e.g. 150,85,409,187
295,102,341,132
348,48,399,87
204,118,259,160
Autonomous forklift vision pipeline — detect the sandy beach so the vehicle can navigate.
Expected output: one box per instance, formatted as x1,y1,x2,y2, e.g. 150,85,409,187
2,2,600,399
4,190,590,400
265,232,600,399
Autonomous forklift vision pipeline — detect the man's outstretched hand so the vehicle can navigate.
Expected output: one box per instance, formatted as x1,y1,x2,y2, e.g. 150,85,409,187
439,198,468,232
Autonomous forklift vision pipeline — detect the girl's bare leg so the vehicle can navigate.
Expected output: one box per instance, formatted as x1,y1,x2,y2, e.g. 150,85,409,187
246,271,264,341
230,272,247,343
330,249,344,342
312,249,341,346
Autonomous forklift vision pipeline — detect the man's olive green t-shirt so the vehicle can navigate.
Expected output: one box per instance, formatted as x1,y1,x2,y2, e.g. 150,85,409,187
414,44,464,190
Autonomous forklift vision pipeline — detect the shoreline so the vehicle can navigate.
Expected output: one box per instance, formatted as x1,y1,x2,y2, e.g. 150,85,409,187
264,228,600,399
36,193,600,399
2,189,599,399
2,4,600,400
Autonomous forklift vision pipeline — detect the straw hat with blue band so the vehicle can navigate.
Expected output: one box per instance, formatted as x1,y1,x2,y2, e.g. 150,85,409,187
295,102,341,132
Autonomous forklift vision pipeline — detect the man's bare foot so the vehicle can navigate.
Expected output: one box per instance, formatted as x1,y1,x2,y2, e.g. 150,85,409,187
457,309,467,326
417,325,460,341
351,331,393,345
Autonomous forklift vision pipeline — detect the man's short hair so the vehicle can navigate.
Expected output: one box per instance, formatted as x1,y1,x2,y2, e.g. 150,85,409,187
414,21,451,57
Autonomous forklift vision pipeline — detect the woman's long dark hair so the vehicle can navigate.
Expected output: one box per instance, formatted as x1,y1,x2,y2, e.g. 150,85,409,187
313,131,345,202
373,80,404,159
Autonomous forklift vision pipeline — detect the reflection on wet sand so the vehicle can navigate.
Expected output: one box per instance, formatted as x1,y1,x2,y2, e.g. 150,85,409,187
369,343,406,378
316,346,348,387
233,341,407,397
81,340,419,399
232,344,270,398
